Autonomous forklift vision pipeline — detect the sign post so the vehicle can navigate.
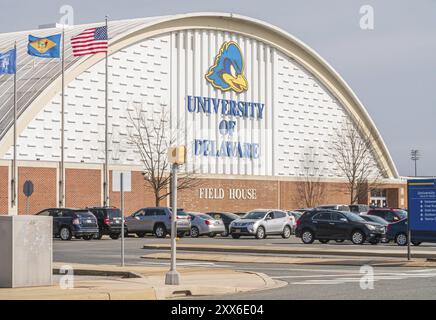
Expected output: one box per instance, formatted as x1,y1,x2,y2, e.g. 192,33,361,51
23,180,34,215
165,146,186,285
112,171,131,267
407,179,436,261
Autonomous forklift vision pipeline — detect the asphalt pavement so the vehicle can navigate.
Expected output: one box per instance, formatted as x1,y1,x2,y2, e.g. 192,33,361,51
53,235,436,299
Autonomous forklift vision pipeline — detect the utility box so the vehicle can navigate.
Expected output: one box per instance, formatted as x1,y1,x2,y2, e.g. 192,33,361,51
0,215,52,288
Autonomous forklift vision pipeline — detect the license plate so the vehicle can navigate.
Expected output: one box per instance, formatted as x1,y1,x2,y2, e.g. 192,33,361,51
86,220,92,223
114,220,120,224
234,229,241,233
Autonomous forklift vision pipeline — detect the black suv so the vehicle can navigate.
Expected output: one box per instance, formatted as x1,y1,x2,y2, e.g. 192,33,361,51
295,210,386,245
88,207,123,240
35,208,99,241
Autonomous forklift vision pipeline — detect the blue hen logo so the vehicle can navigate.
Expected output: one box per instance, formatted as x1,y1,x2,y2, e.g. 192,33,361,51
205,41,248,94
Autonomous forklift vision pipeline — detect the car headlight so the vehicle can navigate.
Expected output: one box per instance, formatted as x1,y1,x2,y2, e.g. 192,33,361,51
366,224,376,231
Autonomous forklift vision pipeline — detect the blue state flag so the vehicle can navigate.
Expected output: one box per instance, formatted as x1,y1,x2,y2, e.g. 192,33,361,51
28,34,61,58
0,49,16,74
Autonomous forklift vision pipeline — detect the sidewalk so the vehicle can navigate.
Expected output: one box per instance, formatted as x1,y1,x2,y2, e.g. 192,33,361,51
0,263,284,300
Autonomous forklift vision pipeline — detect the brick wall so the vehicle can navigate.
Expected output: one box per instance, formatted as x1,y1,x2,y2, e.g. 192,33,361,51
177,178,279,213
65,168,101,208
18,167,57,215
109,170,156,215
0,166,8,214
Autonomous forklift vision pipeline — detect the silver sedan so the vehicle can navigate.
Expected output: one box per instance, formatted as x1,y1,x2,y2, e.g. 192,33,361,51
188,212,226,238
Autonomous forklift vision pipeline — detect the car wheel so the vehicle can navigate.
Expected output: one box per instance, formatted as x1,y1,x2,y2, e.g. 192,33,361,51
231,234,241,239
109,233,121,240
335,239,345,243
154,224,167,238
59,227,72,241
395,233,408,246
94,229,103,240
282,226,292,239
351,230,366,245
412,241,422,246
255,226,266,239
208,233,217,238
319,239,330,244
83,235,93,241
301,229,315,244
136,232,146,238
190,227,200,238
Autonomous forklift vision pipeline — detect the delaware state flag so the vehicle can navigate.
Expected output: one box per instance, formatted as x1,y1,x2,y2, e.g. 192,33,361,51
28,34,61,58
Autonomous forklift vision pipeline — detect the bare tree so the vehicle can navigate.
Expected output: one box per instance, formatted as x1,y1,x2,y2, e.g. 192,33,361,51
330,120,387,205
126,105,201,206
293,151,326,208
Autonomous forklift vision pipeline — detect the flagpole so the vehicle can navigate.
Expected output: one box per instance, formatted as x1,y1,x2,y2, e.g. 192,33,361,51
12,41,17,213
104,15,109,207
59,27,65,208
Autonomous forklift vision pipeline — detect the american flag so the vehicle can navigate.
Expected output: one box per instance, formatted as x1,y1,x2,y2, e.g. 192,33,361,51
71,26,108,57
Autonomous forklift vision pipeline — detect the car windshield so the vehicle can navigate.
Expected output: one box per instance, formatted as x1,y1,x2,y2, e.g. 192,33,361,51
395,210,408,220
107,209,121,218
242,211,267,220
75,211,94,218
197,214,213,220
343,212,366,222
290,212,302,219
173,209,188,216
362,215,387,224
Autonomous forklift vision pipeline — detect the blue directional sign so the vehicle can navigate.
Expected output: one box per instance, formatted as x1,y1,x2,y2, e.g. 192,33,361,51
408,179,436,231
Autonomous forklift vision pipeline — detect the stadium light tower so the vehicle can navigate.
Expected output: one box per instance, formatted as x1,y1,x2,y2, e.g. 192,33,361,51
410,149,421,177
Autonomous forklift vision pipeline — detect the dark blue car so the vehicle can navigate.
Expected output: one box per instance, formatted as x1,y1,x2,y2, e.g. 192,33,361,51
387,219,436,246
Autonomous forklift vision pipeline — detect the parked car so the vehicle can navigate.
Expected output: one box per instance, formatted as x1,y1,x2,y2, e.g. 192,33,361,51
187,212,226,238
285,212,298,234
367,208,407,223
124,207,191,238
87,207,123,240
35,208,99,241
207,212,240,237
293,208,313,213
360,214,389,226
288,211,303,221
295,210,386,245
386,219,436,246
317,204,351,212
349,204,370,215
229,209,293,239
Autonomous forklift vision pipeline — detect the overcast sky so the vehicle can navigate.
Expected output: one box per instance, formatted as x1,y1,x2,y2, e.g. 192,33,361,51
1,0,435,177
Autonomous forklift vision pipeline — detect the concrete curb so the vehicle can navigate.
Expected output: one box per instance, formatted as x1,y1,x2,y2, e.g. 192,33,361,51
143,253,436,268
53,268,143,279
143,244,436,259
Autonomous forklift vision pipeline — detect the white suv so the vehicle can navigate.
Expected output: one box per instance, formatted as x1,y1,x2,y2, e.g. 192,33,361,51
229,209,293,239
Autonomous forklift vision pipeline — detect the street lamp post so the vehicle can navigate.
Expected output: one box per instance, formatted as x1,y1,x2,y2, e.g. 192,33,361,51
165,146,186,286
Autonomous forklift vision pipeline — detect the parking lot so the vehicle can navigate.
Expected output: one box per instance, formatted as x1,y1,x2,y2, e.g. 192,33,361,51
53,235,436,299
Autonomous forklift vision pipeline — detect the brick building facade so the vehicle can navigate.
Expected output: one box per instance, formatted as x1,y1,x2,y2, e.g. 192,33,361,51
0,161,406,215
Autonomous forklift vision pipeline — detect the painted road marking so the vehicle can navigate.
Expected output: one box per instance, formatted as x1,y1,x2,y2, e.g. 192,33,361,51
289,270,436,285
